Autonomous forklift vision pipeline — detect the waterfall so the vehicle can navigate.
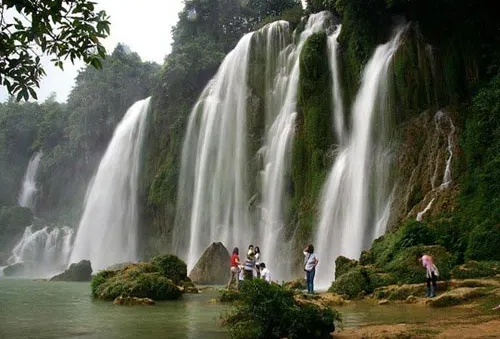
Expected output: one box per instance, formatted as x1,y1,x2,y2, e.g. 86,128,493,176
417,198,435,222
69,98,150,270
436,111,455,189
327,25,344,143
3,225,73,278
315,28,405,288
174,12,335,273
173,33,254,270
259,12,333,280
18,152,42,210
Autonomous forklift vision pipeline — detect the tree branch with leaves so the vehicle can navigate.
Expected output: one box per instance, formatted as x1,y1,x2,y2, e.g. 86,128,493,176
0,0,110,100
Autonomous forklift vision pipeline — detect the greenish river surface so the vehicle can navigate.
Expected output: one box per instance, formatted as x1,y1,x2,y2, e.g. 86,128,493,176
0,279,475,339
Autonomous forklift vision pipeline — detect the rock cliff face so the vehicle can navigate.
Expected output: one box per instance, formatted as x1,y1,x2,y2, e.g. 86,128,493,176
189,242,231,285
390,109,460,229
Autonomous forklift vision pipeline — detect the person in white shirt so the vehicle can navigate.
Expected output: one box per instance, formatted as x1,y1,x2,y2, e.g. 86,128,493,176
303,244,319,294
259,262,271,283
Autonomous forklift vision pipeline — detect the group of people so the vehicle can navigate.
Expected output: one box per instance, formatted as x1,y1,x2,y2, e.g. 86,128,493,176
228,245,271,289
227,243,320,294
228,244,444,297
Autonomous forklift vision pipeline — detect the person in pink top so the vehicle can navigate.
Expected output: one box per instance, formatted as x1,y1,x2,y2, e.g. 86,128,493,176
420,254,439,297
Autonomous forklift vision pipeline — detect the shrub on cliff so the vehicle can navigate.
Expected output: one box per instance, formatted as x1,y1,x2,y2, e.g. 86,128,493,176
223,279,339,339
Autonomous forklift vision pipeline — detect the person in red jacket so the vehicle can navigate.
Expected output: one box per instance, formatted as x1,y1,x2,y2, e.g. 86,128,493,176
227,247,241,289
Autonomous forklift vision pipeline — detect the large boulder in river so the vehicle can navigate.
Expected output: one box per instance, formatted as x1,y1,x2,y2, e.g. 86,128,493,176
50,260,92,281
189,242,230,285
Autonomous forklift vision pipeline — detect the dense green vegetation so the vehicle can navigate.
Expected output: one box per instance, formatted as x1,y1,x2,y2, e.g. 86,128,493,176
0,0,110,100
0,45,159,222
222,279,340,339
90,254,192,301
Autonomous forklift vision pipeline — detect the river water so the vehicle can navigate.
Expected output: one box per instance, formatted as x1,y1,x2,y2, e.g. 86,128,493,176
0,279,227,339
0,279,474,339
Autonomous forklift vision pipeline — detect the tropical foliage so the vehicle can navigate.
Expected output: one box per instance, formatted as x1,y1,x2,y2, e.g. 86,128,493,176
0,0,110,100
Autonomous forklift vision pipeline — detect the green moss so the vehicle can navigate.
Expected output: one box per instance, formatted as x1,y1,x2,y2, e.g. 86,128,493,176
335,256,358,280
466,223,500,261
384,245,454,284
91,262,184,301
366,270,397,290
451,261,500,280
359,250,374,265
328,267,370,298
292,32,333,243
151,254,188,285
218,289,242,303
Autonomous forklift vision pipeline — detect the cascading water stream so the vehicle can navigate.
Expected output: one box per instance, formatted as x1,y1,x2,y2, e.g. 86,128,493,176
174,12,335,275
2,225,73,278
414,110,456,221
259,12,333,280
315,28,406,288
327,25,344,143
69,98,151,270
18,152,42,210
173,34,254,271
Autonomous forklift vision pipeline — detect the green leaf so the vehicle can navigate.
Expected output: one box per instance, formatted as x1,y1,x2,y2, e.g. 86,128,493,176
28,87,38,100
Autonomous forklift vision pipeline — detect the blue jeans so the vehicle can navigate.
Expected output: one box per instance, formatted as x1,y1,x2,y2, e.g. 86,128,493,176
306,268,315,293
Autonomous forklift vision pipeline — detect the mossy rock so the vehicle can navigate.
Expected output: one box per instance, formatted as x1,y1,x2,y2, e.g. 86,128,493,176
384,245,454,284
366,270,397,289
370,220,436,267
180,277,199,294
374,281,449,300
91,261,183,301
335,256,358,280
50,260,92,281
328,267,370,299
451,261,500,280
426,287,489,307
283,278,307,291
359,250,374,265
151,254,187,284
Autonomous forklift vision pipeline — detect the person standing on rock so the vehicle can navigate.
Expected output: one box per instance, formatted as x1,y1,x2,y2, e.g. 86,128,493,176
243,244,255,280
227,247,241,289
303,244,319,294
420,254,439,297
254,246,261,278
